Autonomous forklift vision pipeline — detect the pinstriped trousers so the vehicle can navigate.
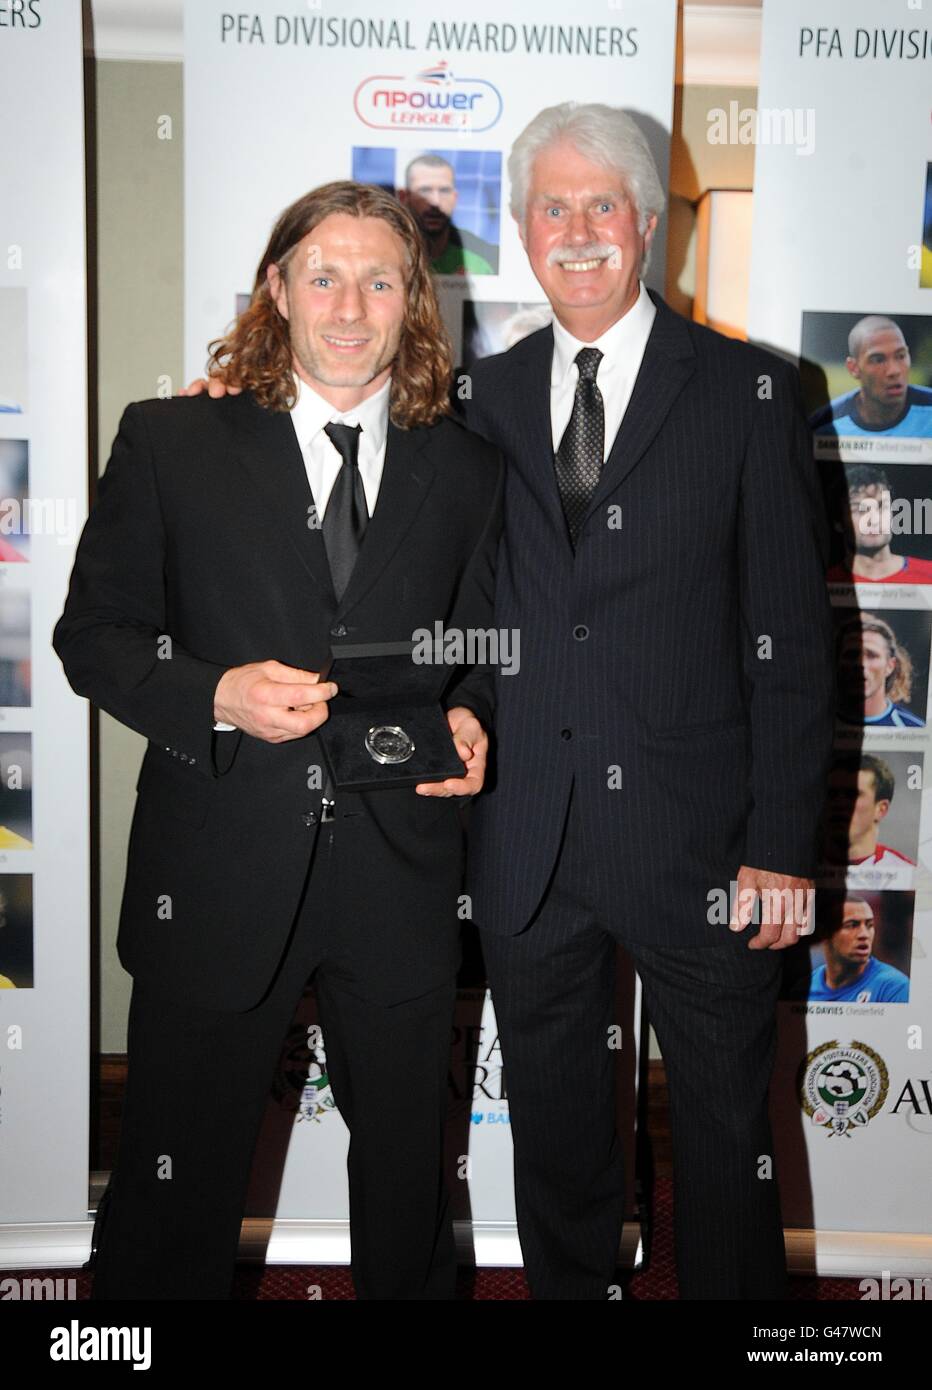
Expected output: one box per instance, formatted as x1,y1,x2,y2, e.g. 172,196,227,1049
480,794,787,1300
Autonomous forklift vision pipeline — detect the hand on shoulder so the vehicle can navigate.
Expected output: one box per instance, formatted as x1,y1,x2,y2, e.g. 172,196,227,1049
178,375,242,399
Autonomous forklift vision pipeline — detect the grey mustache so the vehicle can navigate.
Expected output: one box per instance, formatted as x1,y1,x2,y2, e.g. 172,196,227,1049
547,244,615,265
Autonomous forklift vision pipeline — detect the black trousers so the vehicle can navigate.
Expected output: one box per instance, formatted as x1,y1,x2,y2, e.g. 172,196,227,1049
480,799,787,1301
90,817,457,1301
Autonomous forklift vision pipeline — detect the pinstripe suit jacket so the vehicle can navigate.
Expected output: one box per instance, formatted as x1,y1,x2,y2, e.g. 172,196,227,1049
461,288,836,943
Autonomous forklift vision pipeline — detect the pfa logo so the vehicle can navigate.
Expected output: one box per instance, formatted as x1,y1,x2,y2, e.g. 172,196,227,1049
798,1040,888,1138
271,1021,337,1123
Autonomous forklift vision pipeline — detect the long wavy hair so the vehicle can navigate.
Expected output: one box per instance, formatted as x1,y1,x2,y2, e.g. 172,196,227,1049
207,181,453,427
837,611,913,704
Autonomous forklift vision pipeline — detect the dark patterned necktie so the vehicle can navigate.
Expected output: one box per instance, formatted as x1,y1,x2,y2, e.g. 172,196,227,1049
554,346,605,547
321,421,366,601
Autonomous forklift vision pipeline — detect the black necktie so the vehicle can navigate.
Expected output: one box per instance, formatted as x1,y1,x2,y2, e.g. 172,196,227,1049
321,421,366,601
554,346,604,548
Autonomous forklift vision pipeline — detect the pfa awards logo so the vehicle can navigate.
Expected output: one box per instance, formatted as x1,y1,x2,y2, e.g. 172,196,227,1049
272,1022,337,1124
799,1040,888,1137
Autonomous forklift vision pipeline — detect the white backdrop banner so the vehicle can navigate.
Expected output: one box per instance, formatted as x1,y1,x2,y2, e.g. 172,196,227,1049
184,0,676,1257
0,0,90,1236
749,0,932,1271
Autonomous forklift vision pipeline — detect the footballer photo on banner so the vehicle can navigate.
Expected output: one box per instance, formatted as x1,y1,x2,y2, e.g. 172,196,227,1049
352,144,502,277
825,461,932,589
816,750,921,892
0,873,33,990
834,608,931,731
0,439,29,563
781,890,914,1006
459,299,553,368
920,162,932,290
800,309,932,464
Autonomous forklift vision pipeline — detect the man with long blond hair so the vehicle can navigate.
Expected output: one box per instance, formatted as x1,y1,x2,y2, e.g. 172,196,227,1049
54,181,503,1300
836,611,925,727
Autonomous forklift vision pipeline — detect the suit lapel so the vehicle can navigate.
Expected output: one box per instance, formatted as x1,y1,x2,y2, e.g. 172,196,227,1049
229,396,435,619
512,294,697,545
230,393,336,603
515,325,572,541
333,419,435,617
582,291,697,521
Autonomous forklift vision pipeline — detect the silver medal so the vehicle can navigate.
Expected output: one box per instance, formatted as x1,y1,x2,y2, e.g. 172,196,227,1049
365,724,415,765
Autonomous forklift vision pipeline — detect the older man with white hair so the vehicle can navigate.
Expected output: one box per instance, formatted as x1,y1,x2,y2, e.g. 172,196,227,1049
461,102,834,1300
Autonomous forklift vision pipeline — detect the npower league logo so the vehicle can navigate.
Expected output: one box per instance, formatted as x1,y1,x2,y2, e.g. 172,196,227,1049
355,60,503,132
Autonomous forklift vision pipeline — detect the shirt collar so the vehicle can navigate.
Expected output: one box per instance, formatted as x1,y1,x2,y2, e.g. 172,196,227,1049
551,279,655,387
289,373,391,456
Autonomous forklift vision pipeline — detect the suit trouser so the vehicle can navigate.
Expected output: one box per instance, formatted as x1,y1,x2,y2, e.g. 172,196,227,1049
90,817,457,1301
479,799,787,1301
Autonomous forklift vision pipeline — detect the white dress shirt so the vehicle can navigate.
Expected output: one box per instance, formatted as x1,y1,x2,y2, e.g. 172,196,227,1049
289,372,391,520
214,374,391,731
550,279,656,460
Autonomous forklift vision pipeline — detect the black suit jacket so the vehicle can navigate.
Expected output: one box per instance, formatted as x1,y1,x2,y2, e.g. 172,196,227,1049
460,289,835,943
53,391,503,1009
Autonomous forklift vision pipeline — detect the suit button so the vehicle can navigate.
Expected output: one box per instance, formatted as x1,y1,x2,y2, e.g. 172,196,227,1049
331,624,348,638
300,811,318,827
572,624,589,641
560,728,572,740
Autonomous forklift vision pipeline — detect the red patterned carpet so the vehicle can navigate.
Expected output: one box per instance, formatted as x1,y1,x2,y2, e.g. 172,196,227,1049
4,1179,862,1300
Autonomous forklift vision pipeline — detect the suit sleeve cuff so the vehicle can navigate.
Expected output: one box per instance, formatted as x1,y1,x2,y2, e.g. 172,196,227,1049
744,805,820,879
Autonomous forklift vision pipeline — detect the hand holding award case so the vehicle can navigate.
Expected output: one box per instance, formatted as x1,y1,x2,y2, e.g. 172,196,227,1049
316,640,468,792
